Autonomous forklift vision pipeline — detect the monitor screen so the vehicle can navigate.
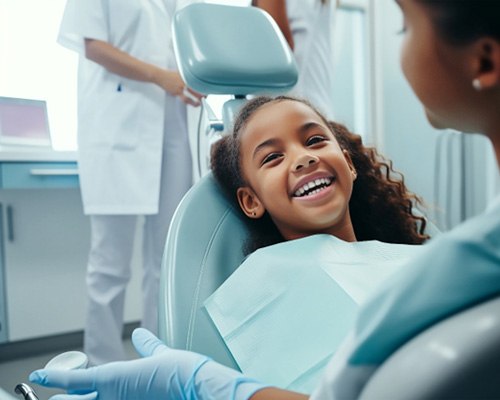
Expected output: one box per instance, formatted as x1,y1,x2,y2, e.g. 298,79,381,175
0,96,52,147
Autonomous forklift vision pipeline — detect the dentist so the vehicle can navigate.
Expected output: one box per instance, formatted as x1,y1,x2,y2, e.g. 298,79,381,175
57,0,201,366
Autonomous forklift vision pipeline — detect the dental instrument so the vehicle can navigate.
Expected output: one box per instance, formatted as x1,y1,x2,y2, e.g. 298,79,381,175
14,383,38,400
43,351,88,370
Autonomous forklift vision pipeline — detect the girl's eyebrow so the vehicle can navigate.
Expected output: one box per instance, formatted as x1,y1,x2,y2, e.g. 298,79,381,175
253,138,280,160
299,121,325,135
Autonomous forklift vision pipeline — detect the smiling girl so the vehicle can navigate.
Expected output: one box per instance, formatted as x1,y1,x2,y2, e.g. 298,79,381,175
211,95,429,254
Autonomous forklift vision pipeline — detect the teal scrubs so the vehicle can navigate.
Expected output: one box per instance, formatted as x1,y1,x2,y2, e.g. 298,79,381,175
312,196,500,399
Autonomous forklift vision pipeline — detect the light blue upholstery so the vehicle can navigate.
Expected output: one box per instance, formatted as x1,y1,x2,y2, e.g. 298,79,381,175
360,296,500,399
172,3,298,95
158,174,248,368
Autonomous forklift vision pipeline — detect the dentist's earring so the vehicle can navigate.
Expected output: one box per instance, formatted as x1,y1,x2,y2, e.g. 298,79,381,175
472,78,482,91
252,212,257,216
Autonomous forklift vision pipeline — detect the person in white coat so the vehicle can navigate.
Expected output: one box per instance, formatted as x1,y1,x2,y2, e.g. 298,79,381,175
58,0,202,365
252,0,338,119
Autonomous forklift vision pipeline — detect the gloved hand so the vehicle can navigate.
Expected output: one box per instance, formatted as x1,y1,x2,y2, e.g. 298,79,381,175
29,328,269,400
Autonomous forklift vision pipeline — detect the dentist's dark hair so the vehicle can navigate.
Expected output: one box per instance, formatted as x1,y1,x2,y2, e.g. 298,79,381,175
211,96,429,255
418,0,500,44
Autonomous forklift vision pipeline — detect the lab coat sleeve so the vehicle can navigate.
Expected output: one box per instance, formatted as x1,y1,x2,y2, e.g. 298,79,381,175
58,0,108,54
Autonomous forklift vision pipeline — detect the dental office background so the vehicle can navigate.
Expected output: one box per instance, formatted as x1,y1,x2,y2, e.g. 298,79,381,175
0,0,499,346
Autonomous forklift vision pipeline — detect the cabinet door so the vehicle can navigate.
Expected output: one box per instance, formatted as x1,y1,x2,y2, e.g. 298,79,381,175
2,188,143,341
2,189,90,340
0,204,7,343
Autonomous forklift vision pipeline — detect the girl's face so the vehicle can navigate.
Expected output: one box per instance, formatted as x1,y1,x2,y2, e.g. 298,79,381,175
397,0,483,133
236,100,357,242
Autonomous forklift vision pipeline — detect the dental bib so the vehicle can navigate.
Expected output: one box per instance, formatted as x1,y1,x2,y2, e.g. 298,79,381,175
204,234,423,394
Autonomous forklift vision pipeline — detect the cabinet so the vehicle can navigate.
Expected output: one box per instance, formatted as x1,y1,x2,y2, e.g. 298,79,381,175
0,151,141,343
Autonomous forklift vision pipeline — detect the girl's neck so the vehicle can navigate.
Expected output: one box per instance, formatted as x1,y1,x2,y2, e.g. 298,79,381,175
329,227,357,243
282,221,357,243
323,219,357,243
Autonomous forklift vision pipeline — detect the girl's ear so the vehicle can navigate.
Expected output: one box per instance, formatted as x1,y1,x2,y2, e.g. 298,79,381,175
237,186,266,218
471,38,500,90
343,149,357,181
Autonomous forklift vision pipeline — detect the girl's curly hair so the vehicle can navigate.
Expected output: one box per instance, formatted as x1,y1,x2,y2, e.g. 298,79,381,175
211,95,429,255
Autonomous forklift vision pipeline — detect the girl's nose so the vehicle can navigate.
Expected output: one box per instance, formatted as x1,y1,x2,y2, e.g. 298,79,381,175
293,154,319,171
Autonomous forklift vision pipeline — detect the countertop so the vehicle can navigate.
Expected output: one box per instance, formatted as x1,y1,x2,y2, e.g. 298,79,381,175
0,147,77,162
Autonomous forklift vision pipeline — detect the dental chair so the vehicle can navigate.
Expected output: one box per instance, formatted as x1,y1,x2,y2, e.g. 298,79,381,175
158,173,246,369
159,175,500,398
158,3,500,398
158,2,298,369
358,296,500,399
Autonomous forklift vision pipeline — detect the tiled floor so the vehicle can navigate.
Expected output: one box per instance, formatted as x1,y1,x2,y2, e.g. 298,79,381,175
0,340,137,400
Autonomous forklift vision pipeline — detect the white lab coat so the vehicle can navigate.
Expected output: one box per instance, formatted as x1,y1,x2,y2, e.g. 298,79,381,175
58,0,196,365
58,0,181,214
287,0,336,119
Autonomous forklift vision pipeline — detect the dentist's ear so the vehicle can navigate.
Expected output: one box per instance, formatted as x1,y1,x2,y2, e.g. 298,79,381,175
470,37,500,90
237,187,265,219
343,149,357,180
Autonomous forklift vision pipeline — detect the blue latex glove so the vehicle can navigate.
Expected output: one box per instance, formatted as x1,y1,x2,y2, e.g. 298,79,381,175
29,328,269,400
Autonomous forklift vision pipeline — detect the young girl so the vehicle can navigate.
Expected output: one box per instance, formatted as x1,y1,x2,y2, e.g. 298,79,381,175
211,95,428,255
30,1,500,399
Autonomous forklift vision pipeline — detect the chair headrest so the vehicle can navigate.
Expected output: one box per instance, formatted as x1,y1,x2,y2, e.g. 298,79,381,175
172,3,298,96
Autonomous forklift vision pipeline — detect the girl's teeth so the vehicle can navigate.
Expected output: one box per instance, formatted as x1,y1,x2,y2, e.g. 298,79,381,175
294,177,333,197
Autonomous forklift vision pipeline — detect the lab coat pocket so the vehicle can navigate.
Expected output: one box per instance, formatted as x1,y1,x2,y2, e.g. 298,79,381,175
106,80,164,151
111,86,144,150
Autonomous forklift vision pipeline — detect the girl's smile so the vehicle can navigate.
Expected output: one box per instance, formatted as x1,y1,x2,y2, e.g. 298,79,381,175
291,173,335,204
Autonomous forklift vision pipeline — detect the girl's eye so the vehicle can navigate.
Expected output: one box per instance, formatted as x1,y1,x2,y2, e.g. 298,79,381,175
307,135,327,146
262,152,282,165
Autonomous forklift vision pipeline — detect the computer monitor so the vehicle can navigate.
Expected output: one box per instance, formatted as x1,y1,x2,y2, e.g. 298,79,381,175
0,96,52,147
